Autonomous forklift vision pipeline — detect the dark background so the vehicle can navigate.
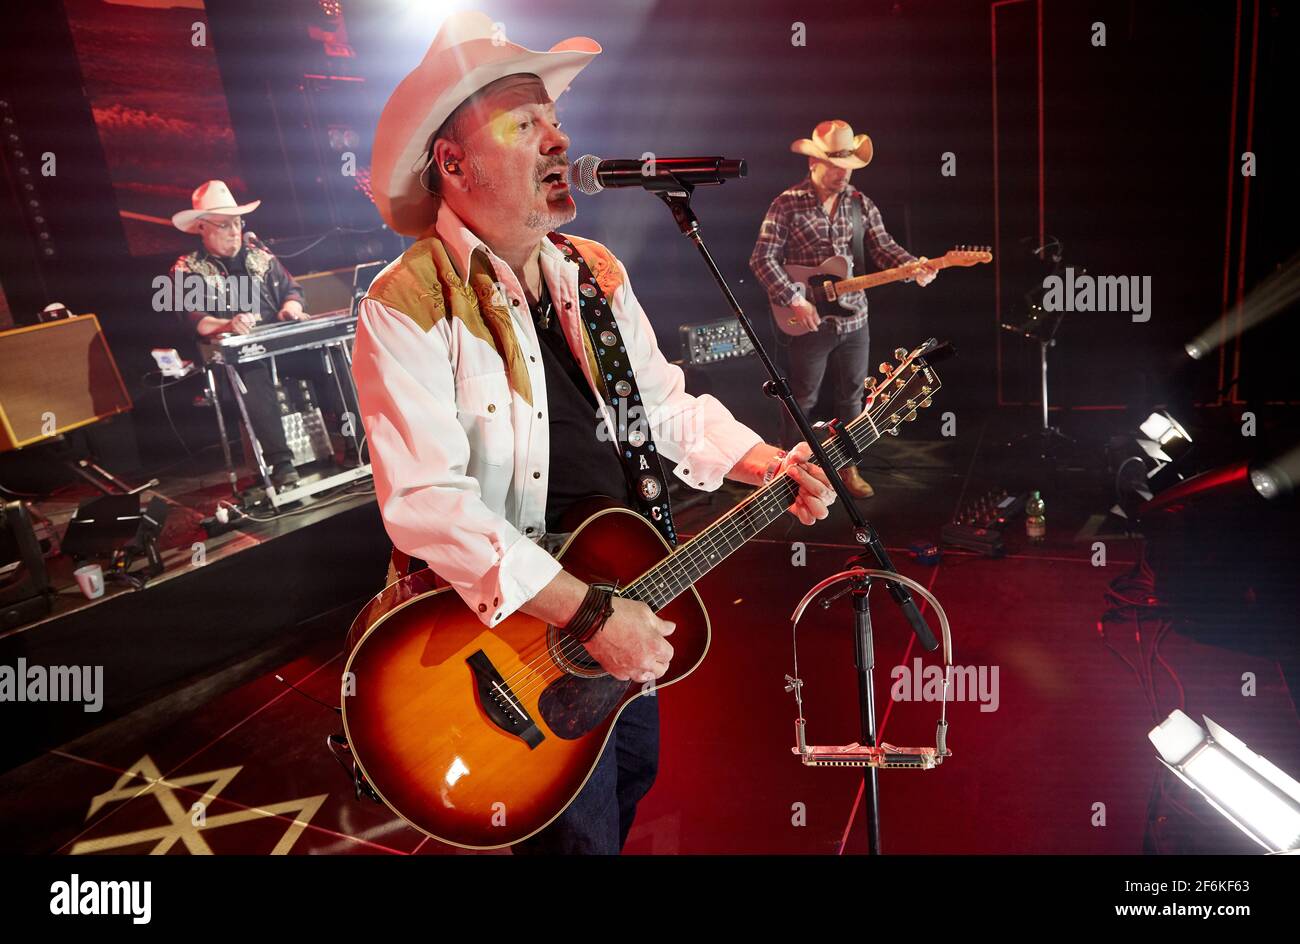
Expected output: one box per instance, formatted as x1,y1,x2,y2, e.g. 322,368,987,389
1,0,1295,470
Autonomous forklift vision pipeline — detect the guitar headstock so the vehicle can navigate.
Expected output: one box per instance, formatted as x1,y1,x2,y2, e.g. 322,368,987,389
860,339,946,438
938,245,993,267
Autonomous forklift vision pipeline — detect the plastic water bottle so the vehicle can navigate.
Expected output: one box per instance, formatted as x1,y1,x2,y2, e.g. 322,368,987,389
1025,491,1046,543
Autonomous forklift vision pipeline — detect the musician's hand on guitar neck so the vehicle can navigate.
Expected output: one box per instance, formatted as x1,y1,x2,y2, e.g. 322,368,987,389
790,297,821,332
782,442,837,526
912,257,938,287
584,597,675,684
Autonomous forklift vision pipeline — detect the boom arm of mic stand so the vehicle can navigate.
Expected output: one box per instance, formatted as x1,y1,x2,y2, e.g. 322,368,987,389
651,180,938,653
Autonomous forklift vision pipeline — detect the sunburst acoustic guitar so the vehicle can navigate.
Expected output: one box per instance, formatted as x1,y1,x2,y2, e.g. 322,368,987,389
340,339,948,849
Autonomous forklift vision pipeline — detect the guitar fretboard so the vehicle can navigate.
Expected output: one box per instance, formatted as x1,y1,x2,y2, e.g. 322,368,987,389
621,390,897,612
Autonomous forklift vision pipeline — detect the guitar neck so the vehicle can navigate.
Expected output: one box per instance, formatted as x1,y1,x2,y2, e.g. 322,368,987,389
621,402,890,613
835,258,944,295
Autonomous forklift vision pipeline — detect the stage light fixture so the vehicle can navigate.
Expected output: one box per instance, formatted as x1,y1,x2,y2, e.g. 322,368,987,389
1149,710,1300,853
1138,410,1193,462
1249,443,1300,500
1184,251,1300,361
1108,410,1195,517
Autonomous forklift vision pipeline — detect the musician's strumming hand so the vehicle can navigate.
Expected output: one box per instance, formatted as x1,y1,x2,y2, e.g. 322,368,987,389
790,296,821,332
780,441,837,526
584,597,675,684
229,312,258,335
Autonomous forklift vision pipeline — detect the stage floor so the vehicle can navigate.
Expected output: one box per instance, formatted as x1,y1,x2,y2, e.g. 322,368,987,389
2,420,1296,854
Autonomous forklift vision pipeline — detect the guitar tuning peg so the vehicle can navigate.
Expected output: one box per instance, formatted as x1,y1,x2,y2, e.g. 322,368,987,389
920,397,933,408
893,347,908,360
878,362,892,376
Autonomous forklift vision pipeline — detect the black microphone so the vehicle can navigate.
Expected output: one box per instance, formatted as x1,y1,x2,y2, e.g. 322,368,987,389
570,154,746,194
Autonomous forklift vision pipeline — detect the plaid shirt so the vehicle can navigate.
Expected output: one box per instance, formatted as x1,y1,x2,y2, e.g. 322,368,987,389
749,178,916,333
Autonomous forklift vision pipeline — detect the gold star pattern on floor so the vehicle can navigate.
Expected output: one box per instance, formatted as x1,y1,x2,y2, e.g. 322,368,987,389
70,755,327,855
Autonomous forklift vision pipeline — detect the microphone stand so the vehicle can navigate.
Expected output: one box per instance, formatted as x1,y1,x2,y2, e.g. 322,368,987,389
650,177,939,855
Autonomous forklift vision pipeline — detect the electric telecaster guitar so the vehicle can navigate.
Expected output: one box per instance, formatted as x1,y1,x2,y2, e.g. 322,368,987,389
773,246,991,336
340,339,948,848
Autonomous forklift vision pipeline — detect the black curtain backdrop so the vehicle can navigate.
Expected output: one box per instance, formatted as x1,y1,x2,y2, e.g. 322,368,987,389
2,0,1295,467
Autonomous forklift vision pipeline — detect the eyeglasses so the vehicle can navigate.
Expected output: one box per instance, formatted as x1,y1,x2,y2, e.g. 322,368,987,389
202,217,243,233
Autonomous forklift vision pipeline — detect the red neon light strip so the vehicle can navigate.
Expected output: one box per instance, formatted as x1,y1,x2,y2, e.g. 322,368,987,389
992,4,1003,404
1036,0,1045,248
1230,0,1259,404
1218,0,1243,406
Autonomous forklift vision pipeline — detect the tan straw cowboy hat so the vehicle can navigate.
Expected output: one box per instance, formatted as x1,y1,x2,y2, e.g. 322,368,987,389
171,180,261,234
790,119,874,169
371,10,601,237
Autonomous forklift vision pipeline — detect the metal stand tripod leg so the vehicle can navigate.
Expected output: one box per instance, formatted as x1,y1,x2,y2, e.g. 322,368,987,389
206,366,240,494
852,576,882,854
224,363,274,492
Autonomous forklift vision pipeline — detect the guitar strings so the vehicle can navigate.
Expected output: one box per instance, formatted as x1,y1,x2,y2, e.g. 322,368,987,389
493,386,915,704
494,381,917,703
495,414,847,699
498,390,898,705
501,466,809,703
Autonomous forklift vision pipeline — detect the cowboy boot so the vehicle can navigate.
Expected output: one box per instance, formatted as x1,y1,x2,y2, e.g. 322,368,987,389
841,466,874,498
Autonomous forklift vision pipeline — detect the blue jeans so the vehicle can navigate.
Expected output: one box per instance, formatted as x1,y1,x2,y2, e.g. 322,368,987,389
779,319,871,450
511,692,660,855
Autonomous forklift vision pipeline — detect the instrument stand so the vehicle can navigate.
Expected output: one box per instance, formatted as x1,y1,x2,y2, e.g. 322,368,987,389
652,178,939,854
207,347,371,513
1007,335,1073,461
66,457,158,498
1003,249,1074,462
820,569,885,854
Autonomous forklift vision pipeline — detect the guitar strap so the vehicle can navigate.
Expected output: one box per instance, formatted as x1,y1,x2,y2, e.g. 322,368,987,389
849,192,866,282
548,232,679,548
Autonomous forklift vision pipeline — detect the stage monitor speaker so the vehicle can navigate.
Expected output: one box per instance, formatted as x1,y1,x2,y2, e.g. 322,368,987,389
0,315,132,453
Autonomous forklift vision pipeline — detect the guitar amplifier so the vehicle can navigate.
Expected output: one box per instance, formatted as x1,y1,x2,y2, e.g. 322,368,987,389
297,260,388,317
296,266,355,316
0,315,132,453
678,317,755,366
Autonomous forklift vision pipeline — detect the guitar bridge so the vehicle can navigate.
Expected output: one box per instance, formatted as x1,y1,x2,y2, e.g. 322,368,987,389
466,650,545,749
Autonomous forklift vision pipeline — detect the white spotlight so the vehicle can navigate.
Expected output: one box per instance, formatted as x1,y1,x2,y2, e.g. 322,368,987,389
1149,710,1300,853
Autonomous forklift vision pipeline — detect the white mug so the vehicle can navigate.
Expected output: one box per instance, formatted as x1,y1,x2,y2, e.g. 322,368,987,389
74,564,105,600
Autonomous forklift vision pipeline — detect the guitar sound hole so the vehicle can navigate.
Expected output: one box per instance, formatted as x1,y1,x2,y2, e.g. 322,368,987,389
547,581,618,678
548,626,606,677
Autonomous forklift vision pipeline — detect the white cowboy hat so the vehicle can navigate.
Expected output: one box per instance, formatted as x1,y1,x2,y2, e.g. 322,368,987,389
371,10,601,237
790,120,874,169
171,180,260,234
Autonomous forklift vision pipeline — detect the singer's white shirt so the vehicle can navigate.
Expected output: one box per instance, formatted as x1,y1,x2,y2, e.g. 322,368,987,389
351,203,763,628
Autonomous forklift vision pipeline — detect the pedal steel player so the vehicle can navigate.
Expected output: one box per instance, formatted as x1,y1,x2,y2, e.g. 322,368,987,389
352,11,838,854
750,121,939,498
170,180,343,488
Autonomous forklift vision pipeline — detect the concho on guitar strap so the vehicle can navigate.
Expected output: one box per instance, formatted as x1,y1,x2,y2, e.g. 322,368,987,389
548,232,679,548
